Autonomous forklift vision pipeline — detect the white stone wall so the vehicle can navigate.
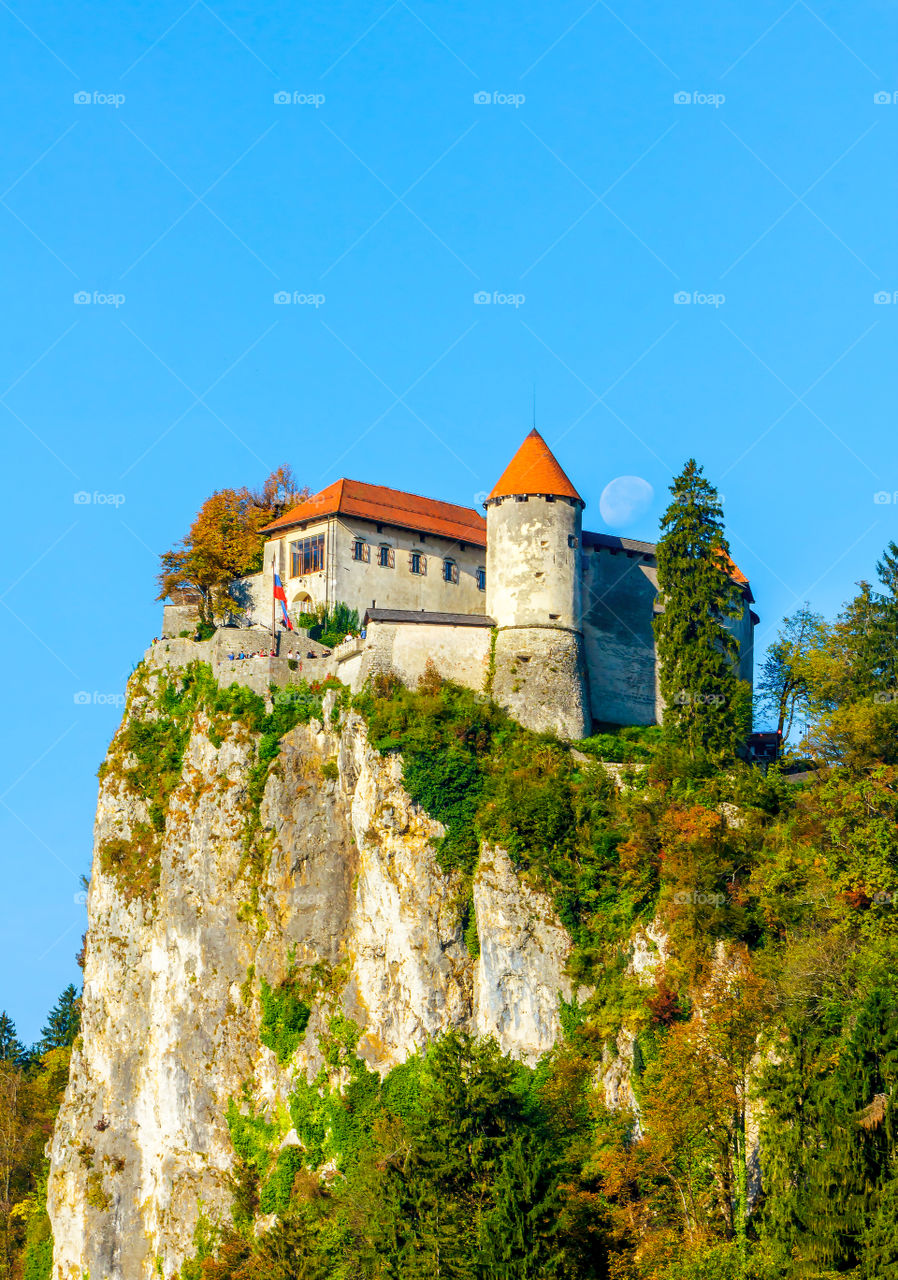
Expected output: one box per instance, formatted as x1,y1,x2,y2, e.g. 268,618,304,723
253,517,487,623
331,516,486,616
486,495,582,630
358,620,492,693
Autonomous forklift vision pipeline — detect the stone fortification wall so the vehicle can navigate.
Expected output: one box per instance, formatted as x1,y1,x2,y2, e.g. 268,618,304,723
146,628,338,698
490,626,590,740
580,545,659,727
358,619,493,693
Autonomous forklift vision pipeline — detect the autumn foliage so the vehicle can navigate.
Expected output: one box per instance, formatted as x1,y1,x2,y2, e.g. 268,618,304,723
157,465,307,626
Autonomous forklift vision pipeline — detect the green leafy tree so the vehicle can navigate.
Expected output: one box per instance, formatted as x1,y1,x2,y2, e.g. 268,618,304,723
654,460,745,759
755,605,826,741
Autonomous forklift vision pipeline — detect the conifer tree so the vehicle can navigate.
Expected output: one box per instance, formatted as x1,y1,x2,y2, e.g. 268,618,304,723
654,459,745,758
0,1013,24,1066
775,987,898,1274
38,986,80,1053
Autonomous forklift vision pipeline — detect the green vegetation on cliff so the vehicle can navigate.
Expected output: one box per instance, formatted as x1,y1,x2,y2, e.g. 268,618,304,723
96,662,344,897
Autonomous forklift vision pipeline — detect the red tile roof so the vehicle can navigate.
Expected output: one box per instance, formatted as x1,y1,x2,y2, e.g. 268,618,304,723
489,429,583,503
261,478,487,547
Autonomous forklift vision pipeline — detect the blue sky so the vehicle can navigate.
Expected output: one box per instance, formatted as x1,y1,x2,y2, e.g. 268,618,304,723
1,0,896,1039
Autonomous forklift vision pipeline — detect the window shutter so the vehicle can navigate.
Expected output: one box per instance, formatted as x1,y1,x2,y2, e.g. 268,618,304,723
388,547,395,568
363,542,370,563
452,562,459,584
421,555,427,576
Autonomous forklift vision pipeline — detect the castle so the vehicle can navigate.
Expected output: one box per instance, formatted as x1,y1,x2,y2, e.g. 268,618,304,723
185,429,755,740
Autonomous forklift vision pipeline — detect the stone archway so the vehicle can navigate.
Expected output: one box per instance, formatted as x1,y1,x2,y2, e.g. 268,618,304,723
290,591,313,614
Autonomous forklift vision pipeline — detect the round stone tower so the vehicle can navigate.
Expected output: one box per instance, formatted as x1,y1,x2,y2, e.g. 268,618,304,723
485,429,590,739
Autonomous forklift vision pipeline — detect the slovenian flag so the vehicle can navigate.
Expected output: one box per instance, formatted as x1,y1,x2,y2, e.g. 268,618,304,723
273,571,293,630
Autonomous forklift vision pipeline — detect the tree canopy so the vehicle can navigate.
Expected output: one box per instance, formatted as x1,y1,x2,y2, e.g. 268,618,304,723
157,465,307,625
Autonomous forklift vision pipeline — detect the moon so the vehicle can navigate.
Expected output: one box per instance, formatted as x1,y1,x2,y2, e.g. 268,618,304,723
599,476,654,529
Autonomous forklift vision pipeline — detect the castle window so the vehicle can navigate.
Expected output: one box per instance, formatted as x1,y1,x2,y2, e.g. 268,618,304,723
409,551,426,576
290,534,325,577
568,535,579,548
442,558,459,584
476,567,486,591
378,544,394,568
352,539,370,563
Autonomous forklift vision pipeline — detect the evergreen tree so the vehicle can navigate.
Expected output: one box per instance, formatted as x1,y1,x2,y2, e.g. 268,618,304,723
38,985,81,1053
874,541,898,693
477,1130,566,1278
769,987,898,1275
654,460,744,758
0,1012,25,1066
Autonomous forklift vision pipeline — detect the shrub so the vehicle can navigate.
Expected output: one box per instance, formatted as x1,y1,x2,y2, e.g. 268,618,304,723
259,977,311,1065
259,1146,305,1215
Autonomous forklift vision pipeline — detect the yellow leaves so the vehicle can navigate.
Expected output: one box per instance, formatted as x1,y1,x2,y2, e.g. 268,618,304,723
8,1193,37,1223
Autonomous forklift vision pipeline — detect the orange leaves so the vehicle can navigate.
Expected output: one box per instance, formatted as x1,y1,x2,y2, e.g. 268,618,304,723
157,465,305,621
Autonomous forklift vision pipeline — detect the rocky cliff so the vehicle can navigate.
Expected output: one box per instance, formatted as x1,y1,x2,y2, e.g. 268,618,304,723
47,660,586,1279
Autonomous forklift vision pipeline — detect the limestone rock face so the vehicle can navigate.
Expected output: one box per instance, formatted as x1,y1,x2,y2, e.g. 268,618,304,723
473,845,574,1065
47,680,576,1279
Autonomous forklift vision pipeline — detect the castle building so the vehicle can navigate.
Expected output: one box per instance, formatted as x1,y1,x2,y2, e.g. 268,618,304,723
238,430,757,740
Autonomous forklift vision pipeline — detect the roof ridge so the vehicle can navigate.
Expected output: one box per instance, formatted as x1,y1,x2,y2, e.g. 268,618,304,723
341,476,479,513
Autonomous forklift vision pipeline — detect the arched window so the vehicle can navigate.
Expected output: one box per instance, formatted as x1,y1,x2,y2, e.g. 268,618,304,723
442,558,459,584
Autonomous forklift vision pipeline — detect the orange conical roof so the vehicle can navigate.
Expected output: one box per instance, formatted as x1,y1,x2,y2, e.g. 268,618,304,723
488,429,583,503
